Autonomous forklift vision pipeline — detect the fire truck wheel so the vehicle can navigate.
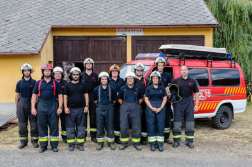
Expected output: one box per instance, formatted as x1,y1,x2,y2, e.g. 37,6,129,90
212,106,233,129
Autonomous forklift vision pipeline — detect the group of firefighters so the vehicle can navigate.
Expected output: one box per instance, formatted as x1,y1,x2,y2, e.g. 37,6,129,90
15,57,199,153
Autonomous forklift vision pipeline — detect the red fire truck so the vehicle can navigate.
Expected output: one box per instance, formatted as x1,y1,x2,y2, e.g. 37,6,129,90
120,44,247,129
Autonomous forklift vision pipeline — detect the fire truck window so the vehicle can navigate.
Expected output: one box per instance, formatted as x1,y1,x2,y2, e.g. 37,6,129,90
210,69,240,86
188,68,209,87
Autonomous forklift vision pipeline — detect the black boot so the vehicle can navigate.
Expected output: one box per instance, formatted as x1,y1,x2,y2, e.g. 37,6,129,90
151,145,156,151
39,147,47,153
187,142,194,148
119,144,127,150
69,145,75,151
141,137,147,145
32,142,39,148
165,138,173,144
96,143,103,151
158,146,163,152
77,145,84,151
51,147,58,152
109,143,115,150
115,136,121,144
91,137,97,143
62,138,67,143
173,142,180,148
18,143,27,149
134,145,142,151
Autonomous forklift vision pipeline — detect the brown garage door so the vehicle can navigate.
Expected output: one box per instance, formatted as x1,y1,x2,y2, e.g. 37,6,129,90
131,36,205,60
53,36,127,73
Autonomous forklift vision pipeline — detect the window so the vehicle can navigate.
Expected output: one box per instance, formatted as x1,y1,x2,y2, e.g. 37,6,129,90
120,64,150,79
188,68,209,87
210,69,240,86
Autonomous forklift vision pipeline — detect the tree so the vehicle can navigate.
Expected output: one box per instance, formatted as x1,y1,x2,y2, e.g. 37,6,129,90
206,0,252,79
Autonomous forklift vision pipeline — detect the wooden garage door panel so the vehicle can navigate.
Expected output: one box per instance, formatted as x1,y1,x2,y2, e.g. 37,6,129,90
132,36,204,60
53,36,126,74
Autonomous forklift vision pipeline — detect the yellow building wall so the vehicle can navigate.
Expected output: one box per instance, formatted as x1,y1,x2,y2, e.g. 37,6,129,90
0,54,41,103
0,27,213,103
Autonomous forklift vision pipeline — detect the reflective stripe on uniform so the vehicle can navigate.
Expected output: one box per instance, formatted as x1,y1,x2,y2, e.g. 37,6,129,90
132,138,141,143
148,136,156,142
67,139,75,143
157,136,164,142
50,136,59,142
141,132,148,137
120,138,129,142
77,138,85,143
114,131,120,136
61,131,67,136
185,136,194,139
90,128,97,132
20,137,28,140
164,128,170,133
97,138,104,143
39,136,48,142
107,137,115,142
31,137,38,140
173,135,182,139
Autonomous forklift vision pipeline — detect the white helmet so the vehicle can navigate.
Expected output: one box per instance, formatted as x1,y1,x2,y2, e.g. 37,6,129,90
53,67,63,73
99,71,109,79
70,67,82,74
150,71,161,78
125,72,135,79
134,63,145,71
155,57,166,66
83,58,94,68
21,63,33,73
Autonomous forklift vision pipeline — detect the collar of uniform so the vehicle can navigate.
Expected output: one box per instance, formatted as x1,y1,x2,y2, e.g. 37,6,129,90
22,78,32,82
180,76,189,80
84,70,93,76
135,77,144,82
150,84,161,89
100,85,108,90
126,84,136,90
42,78,53,83
111,77,119,82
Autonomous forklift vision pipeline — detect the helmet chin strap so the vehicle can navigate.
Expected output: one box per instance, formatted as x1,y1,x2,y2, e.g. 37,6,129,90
154,83,158,85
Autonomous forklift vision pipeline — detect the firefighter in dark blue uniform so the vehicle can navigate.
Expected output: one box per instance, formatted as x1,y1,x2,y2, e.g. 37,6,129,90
53,67,68,143
82,58,99,143
118,72,143,151
93,72,118,150
109,64,125,144
155,57,173,144
15,63,38,149
145,71,167,152
171,65,199,148
64,67,89,151
31,63,63,153
134,63,149,145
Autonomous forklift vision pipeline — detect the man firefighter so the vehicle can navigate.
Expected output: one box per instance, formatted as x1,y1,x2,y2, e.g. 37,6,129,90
15,63,38,149
118,72,143,151
31,63,63,153
64,67,89,151
109,64,125,144
82,58,99,143
155,57,173,144
53,67,68,143
134,63,149,145
93,72,117,150
171,65,199,148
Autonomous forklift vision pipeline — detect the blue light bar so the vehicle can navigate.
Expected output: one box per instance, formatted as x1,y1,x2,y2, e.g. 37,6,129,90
136,53,166,59
226,53,232,59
